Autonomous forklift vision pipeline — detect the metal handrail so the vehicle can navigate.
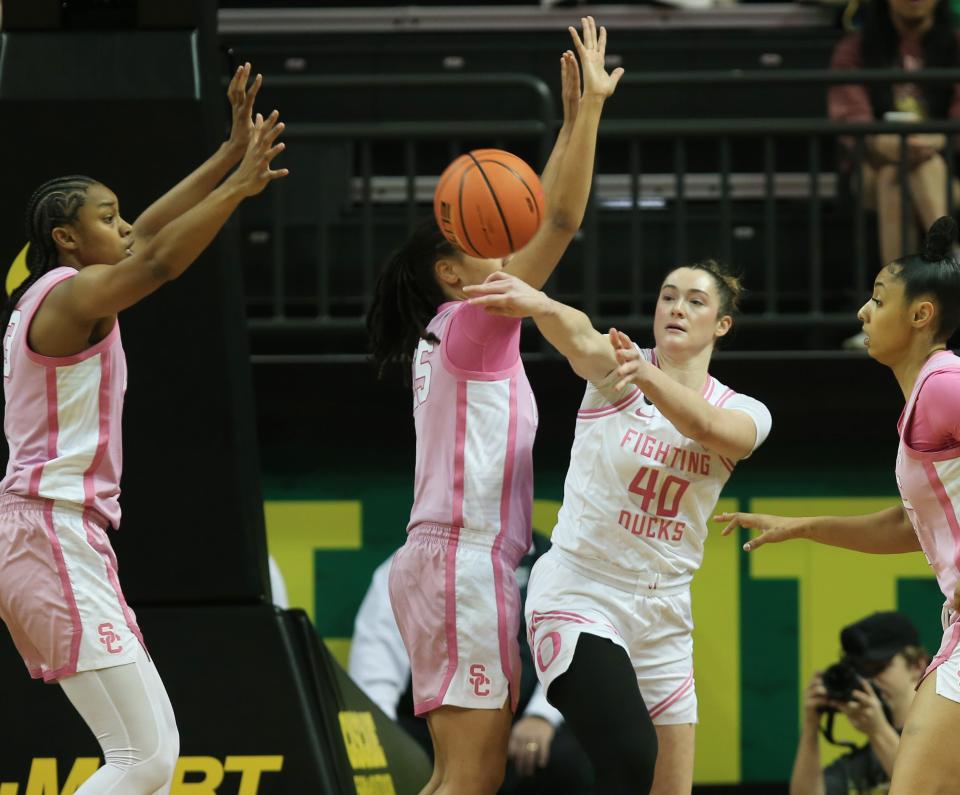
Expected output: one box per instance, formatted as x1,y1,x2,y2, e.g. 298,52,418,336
254,72,555,161
619,67,960,86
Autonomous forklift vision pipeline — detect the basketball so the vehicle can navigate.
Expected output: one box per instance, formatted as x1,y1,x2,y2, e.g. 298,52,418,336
433,148,545,259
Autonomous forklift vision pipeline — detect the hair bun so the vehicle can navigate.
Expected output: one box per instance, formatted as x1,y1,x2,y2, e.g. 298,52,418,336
923,216,958,262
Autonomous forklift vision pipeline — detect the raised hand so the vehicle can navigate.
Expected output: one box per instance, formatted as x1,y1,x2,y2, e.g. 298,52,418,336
568,16,624,100
226,62,263,156
229,111,289,197
462,271,549,317
560,50,581,129
714,510,806,551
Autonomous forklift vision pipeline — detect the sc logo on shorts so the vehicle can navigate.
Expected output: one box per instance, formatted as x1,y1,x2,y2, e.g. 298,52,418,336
98,623,123,654
469,664,491,696
536,632,562,673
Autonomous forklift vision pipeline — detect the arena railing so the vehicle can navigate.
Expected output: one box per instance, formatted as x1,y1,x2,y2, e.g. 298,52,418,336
239,69,960,351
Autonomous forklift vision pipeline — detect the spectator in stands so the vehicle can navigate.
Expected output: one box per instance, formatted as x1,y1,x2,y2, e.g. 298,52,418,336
789,612,928,795
349,535,595,795
830,0,960,348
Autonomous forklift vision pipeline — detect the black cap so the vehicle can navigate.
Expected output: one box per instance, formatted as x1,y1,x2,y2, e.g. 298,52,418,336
840,611,920,665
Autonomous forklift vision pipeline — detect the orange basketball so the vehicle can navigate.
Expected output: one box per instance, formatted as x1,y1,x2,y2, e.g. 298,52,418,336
434,149,545,259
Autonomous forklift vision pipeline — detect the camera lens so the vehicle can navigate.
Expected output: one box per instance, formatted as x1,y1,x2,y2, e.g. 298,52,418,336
821,661,861,703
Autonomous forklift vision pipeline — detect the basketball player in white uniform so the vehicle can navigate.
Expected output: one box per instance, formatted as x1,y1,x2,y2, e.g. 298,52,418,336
465,263,772,794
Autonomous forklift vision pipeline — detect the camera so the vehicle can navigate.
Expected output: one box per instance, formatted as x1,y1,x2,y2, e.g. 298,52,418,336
821,660,865,704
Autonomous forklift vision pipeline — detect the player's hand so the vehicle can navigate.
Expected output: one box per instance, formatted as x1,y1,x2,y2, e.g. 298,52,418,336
609,327,650,390
569,16,624,100
228,111,289,197
463,271,550,317
802,671,829,724
838,678,888,737
226,62,263,157
713,511,807,551
559,50,581,130
507,716,555,777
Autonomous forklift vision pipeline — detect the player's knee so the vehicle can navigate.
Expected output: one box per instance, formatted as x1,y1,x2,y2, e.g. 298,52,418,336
131,725,179,792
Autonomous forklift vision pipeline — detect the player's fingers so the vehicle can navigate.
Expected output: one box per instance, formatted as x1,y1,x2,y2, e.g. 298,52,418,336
568,27,585,55
265,167,290,181
538,742,550,769
598,26,607,59
717,518,739,537
245,73,263,111
743,529,780,552
610,67,625,90
585,17,596,49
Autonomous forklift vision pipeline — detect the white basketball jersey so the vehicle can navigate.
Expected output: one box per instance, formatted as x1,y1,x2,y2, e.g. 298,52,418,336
551,347,771,588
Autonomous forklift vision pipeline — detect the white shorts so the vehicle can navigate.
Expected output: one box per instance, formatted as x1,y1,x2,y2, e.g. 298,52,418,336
389,524,523,716
525,548,697,725
924,609,960,703
0,496,144,682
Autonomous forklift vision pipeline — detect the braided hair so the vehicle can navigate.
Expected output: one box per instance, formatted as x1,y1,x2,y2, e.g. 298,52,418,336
366,218,457,379
889,216,960,342
2,176,96,334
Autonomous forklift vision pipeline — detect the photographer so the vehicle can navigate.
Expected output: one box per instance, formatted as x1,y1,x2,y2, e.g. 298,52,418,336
789,612,929,795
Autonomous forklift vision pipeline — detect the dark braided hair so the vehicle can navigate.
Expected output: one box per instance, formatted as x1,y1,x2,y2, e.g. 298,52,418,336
889,216,960,342
2,176,97,334
860,0,957,121
367,218,457,379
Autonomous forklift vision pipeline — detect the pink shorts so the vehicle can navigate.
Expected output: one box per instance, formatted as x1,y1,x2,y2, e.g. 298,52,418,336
389,523,524,716
0,495,144,682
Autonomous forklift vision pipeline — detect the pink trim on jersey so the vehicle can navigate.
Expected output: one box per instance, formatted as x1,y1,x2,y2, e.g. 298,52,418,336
452,382,468,528
577,389,643,420
719,456,735,473
423,527,461,713
715,388,735,408
84,521,145,652
922,459,960,575
492,375,520,703
24,322,119,369
42,502,82,678
927,620,960,675
649,671,694,719
32,369,60,497
83,352,113,512
703,377,716,400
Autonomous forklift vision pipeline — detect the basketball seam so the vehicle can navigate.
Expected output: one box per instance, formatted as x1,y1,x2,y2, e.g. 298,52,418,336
457,163,483,258
480,158,542,226
467,152,514,255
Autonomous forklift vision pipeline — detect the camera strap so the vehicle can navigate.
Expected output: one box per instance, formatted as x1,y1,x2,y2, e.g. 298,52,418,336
819,709,859,750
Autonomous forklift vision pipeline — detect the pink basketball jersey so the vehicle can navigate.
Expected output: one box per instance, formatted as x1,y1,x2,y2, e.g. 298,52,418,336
1,267,126,528
406,302,538,557
896,351,960,605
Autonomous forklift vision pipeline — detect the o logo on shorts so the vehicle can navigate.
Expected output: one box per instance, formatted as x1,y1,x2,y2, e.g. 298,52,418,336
536,632,562,672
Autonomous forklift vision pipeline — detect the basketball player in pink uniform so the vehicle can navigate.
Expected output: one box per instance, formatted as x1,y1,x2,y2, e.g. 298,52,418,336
366,18,622,795
464,262,772,794
0,65,286,793
716,216,960,794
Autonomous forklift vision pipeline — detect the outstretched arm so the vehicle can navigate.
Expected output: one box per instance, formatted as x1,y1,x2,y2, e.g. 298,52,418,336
463,271,617,382
49,112,289,323
715,504,919,554
610,329,762,460
505,16,623,290
539,50,580,200
132,63,263,241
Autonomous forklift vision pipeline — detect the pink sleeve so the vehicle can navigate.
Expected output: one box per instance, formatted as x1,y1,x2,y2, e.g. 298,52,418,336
906,370,960,452
444,302,521,373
